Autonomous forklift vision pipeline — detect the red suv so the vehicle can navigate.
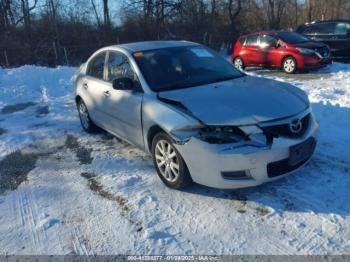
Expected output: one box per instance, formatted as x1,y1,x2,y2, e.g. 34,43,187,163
232,31,332,73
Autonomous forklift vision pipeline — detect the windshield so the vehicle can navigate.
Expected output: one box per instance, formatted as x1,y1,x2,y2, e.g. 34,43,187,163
133,46,243,92
277,32,310,44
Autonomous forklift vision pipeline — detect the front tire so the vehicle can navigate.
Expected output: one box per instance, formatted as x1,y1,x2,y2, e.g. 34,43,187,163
282,57,297,74
151,132,193,189
77,99,98,133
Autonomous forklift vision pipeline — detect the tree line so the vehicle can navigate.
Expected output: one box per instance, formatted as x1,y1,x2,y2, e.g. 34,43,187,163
1,0,350,67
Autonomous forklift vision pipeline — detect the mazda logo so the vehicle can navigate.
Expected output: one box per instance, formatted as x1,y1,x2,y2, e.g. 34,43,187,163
289,119,303,134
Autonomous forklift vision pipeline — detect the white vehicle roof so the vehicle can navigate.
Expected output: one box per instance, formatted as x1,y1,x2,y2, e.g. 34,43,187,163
108,40,199,53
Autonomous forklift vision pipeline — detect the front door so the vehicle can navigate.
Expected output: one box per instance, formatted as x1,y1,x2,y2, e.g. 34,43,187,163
258,34,279,67
101,51,144,148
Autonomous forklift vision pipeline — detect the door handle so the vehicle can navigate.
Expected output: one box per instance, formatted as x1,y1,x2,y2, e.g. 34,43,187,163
82,83,88,90
104,90,110,97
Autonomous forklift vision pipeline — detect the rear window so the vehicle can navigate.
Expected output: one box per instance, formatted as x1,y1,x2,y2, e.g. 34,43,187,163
245,35,258,45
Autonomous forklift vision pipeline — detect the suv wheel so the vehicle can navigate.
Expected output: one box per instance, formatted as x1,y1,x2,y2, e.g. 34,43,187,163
151,132,193,189
233,57,245,70
282,57,297,74
77,100,98,133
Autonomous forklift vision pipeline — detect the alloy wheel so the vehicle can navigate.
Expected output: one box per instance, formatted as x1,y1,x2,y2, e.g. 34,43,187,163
154,139,180,183
79,102,90,129
234,58,243,69
283,58,296,73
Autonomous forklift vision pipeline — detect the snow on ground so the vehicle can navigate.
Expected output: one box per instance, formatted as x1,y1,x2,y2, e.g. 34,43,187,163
0,63,349,255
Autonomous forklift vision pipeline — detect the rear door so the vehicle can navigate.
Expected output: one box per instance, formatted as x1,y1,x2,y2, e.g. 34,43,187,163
82,51,110,127
242,34,261,66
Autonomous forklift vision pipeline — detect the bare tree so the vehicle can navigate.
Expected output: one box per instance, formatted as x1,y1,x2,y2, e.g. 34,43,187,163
228,0,242,38
102,0,110,27
263,0,288,29
91,0,101,27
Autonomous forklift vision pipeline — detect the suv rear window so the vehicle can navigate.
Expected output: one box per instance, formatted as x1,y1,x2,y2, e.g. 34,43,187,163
245,35,258,45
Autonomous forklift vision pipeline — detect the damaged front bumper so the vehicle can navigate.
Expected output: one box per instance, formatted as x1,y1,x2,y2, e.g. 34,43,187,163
174,111,319,189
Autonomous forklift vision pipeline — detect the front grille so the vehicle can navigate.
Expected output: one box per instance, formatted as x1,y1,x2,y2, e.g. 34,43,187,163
261,114,310,138
267,157,309,178
267,137,316,178
314,47,330,58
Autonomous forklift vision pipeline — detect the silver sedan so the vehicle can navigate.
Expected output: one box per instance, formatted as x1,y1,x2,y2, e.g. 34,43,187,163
74,41,318,190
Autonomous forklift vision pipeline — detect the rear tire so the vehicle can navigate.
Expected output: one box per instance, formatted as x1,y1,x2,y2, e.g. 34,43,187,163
282,57,297,74
151,132,193,189
77,99,99,133
233,57,245,70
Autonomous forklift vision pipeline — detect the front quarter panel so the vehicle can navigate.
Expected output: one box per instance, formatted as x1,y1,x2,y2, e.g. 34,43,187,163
142,95,203,153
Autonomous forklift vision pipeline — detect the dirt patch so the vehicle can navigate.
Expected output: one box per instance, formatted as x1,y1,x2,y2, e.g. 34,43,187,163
65,135,93,165
0,151,39,194
80,172,129,213
237,209,246,214
36,106,49,117
80,172,142,231
255,206,271,216
28,122,53,128
1,102,37,114
0,127,7,135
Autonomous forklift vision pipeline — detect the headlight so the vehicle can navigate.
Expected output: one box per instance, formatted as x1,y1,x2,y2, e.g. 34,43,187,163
198,126,247,144
297,48,316,56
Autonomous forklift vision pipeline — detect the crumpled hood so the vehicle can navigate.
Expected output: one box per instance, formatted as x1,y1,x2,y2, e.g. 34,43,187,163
158,76,309,126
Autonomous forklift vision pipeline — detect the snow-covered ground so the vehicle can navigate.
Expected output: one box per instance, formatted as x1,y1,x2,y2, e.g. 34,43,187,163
0,64,349,255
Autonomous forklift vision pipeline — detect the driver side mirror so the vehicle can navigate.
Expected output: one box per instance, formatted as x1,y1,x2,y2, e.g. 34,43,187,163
112,77,134,90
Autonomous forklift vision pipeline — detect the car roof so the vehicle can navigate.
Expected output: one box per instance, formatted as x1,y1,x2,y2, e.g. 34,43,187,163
241,31,296,37
303,19,350,26
107,40,200,53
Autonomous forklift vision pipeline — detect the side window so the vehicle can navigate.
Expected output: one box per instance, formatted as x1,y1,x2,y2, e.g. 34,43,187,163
107,52,138,83
239,37,246,44
335,22,350,35
259,35,277,48
303,23,336,35
245,35,258,46
88,52,106,80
